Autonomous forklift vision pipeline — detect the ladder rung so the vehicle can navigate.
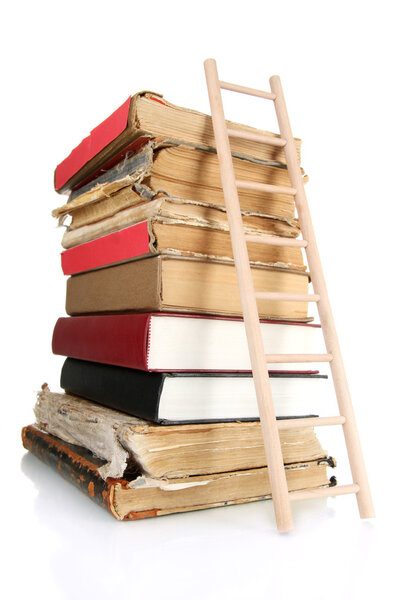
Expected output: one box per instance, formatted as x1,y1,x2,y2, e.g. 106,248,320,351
255,292,320,302
277,416,346,430
226,127,286,147
265,353,333,363
289,484,360,502
236,179,297,195
245,234,308,248
219,80,276,100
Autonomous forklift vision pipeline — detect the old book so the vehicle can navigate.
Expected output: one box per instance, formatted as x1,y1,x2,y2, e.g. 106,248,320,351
59,196,300,251
52,313,320,373
65,255,311,321
54,93,302,194
34,390,329,479
54,144,304,229
60,219,306,276
35,389,327,479
35,390,329,478
60,358,327,424
22,425,335,521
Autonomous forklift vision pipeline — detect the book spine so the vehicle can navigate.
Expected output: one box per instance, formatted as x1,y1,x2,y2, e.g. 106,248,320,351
60,358,165,422
22,426,163,521
52,314,151,370
21,425,118,517
65,255,162,316
61,221,150,275
55,97,132,191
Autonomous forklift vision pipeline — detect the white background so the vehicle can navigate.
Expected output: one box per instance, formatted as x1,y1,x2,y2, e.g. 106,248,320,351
1,1,399,598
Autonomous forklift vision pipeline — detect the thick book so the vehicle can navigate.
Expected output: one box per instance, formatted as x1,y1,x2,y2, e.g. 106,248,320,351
35,390,329,479
65,255,311,321
60,358,328,424
54,144,303,229
22,425,335,521
60,219,305,275
54,92,302,194
52,313,320,373
59,196,300,251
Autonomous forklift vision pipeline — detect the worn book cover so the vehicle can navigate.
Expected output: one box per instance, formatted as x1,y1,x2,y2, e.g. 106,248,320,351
22,425,335,521
34,390,330,479
58,195,301,250
55,93,302,194
60,218,306,275
54,143,304,230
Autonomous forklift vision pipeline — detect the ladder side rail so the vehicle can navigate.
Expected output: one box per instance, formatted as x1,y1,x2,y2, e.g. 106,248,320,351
204,58,293,532
270,75,375,519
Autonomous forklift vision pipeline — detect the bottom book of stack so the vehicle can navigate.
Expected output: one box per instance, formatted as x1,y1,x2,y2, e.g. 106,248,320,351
22,390,336,521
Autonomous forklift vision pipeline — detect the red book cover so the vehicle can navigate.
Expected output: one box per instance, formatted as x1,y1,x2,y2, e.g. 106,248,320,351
52,313,321,373
53,313,151,371
55,97,132,192
61,222,150,275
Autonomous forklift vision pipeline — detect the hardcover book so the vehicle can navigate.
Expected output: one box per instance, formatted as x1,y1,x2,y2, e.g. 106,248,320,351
52,313,320,373
54,93,302,194
58,196,300,250
22,425,335,521
65,255,311,321
60,358,328,424
34,390,329,479
60,219,306,275
54,143,304,230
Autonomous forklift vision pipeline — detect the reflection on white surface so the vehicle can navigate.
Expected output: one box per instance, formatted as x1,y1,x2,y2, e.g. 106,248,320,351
13,448,390,600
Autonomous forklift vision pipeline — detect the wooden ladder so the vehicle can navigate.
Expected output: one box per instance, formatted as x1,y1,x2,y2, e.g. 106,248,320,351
204,58,374,532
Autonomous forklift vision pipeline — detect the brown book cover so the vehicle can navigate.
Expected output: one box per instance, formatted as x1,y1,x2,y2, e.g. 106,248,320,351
22,425,335,521
65,255,311,321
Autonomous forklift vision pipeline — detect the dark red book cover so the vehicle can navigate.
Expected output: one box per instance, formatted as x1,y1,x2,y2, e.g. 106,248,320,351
53,313,151,370
52,313,320,373
61,222,150,275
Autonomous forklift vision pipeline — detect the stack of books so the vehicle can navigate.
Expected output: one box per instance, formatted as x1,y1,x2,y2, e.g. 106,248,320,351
22,92,336,520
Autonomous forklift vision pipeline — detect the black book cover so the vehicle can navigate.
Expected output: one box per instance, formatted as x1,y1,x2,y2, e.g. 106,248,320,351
60,358,326,424
61,358,166,422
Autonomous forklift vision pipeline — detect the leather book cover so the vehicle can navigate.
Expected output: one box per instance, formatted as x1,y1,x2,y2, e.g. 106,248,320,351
21,425,150,521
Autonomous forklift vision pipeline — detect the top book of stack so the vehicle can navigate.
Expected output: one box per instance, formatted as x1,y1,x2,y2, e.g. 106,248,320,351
54,91,302,194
